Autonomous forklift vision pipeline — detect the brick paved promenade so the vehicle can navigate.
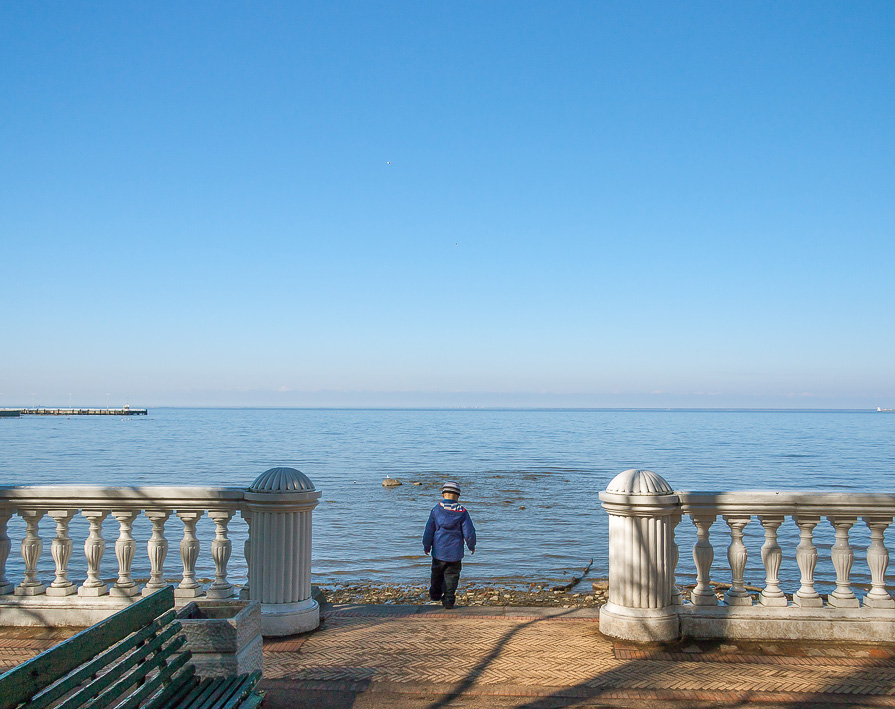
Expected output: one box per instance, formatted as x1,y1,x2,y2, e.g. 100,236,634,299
4,604,895,707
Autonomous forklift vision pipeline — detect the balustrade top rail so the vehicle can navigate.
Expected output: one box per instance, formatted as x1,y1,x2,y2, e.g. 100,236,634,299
676,490,895,516
0,485,246,510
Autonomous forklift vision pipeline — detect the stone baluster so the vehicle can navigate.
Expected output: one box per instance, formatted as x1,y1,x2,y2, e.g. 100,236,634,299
206,510,234,599
175,510,203,598
111,510,140,597
758,515,786,607
79,510,109,596
793,515,822,607
691,515,718,606
143,511,170,596
0,508,14,595
15,509,46,596
46,509,77,596
828,516,859,608
862,516,895,608
239,509,252,600
723,515,752,606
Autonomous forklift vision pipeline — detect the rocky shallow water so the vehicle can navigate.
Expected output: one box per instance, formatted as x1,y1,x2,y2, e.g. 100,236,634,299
319,579,610,608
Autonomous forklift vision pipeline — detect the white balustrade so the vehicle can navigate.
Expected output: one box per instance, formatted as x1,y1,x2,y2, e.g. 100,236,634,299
0,467,320,636
601,470,895,642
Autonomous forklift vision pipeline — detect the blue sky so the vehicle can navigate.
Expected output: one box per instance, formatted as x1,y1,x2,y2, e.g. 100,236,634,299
2,2,893,408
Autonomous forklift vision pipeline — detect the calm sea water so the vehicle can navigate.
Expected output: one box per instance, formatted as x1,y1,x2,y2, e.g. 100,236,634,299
1,408,892,593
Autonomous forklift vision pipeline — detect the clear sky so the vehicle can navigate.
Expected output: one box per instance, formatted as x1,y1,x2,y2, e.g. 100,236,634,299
1,2,893,409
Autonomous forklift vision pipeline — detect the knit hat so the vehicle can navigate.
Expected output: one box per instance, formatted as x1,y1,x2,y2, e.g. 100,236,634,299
441,480,461,496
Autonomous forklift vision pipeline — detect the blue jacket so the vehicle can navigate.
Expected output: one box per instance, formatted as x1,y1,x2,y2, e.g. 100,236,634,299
423,499,476,562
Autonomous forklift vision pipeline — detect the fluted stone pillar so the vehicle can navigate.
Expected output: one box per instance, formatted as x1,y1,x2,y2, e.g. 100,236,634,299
245,467,321,637
599,469,681,642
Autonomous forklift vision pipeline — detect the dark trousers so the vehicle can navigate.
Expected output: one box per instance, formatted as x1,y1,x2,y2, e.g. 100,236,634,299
430,558,462,607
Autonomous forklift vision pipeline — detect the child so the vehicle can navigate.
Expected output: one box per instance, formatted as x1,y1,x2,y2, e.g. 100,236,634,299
422,480,476,609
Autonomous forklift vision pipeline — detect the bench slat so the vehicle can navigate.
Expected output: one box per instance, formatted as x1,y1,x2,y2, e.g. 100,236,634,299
198,677,242,709
168,676,214,709
175,671,261,709
0,586,175,709
57,631,186,709
140,661,197,709
181,675,238,709
28,609,178,709
112,650,194,709
225,688,263,709
217,672,262,709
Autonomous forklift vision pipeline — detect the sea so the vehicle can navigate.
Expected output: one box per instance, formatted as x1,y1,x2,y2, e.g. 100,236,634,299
1,408,892,594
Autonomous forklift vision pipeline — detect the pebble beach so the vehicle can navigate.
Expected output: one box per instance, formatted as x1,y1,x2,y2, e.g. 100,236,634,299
318,579,610,608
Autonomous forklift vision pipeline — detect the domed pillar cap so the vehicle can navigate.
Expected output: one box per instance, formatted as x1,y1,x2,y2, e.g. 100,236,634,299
606,469,673,495
600,469,678,509
245,467,321,505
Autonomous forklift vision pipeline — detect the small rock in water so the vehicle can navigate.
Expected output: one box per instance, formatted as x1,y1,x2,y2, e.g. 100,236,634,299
382,476,402,487
412,481,422,485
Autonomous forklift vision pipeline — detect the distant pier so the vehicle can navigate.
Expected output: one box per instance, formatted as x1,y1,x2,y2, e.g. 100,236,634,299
0,406,147,416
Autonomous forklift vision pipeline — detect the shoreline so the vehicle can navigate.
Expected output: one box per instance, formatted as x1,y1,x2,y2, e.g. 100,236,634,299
317,580,609,608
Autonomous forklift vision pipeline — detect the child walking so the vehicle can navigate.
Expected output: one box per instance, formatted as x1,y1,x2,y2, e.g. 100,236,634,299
422,480,476,609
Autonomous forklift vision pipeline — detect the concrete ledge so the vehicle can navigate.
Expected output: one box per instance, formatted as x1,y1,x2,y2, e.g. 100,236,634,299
679,604,895,642
598,603,679,642
0,593,254,628
0,595,136,626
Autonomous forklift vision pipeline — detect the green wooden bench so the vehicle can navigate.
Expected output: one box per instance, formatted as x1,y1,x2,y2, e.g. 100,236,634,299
0,586,262,709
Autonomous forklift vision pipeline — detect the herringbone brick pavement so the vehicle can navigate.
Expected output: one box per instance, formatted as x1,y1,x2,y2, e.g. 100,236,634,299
4,607,895,706
261,605,895,706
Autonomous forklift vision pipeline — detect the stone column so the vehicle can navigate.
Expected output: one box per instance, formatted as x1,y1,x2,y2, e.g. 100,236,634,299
245,467,322,636
599,469,681,642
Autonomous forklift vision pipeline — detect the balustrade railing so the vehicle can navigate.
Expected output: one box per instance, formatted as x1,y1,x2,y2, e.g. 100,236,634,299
678,491,895,612
600,470,895,642
0,467,321,636
0,486,245,603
